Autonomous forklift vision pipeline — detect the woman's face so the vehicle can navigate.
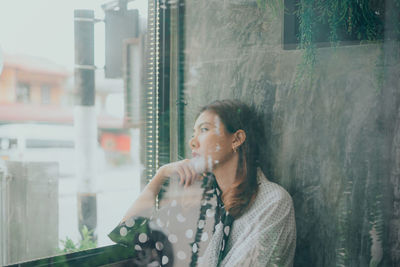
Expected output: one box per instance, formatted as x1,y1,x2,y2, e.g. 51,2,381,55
189,110,235,171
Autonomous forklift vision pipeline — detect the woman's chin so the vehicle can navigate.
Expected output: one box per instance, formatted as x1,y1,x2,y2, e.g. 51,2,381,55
189,156,207,173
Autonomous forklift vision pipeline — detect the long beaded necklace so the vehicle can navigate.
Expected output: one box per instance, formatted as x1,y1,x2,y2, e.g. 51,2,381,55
189,173,234,267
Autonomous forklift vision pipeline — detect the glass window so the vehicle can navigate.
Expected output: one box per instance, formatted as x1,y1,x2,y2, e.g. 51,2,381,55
0,0,150,265
41,85,51,104
16,83,30,103
1,0,399,266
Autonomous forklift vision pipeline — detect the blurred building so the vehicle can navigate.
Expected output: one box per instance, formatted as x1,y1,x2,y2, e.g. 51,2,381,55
0,54,69,105
0,54,132,165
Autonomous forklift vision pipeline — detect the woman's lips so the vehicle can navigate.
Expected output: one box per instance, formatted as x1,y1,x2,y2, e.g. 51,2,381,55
192,151,200,158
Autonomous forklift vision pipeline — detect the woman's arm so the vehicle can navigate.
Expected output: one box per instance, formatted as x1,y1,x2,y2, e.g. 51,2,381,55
120,169,166,222
121,159,202,222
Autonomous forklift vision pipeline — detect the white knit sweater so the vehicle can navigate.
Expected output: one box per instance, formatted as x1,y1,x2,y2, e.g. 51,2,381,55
199,168,296,267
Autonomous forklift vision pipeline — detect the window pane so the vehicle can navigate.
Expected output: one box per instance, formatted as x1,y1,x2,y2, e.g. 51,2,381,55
0,0,149,265
1,0,399,266
16,83,30,103
41,85,51,105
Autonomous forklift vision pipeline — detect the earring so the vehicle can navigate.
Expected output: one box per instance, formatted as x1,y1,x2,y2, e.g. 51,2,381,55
233,146,237,153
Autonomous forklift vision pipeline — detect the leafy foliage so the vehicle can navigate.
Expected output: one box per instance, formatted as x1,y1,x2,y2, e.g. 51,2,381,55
295,0,317,87
58,225,97,253
285,0,389,88
336,180,352,267
256,0,284,17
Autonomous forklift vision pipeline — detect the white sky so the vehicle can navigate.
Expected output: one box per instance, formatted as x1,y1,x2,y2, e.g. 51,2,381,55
0,0,148,71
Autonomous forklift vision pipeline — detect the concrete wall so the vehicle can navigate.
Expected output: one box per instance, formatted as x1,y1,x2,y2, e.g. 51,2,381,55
181,1,400,266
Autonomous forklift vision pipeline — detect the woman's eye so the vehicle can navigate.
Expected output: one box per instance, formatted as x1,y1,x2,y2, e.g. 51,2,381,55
200,127,208,132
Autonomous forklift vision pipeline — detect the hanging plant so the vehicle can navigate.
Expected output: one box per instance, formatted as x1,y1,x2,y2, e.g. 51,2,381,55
256,0,284,16
280,0,389,87
295,0,317,86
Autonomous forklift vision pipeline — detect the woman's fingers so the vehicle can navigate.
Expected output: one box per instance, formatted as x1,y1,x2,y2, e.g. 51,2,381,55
186,160,201,187
179,160,199,187
189,167,197,186
176,166,186,186
160,159,202,187
181,165,193,187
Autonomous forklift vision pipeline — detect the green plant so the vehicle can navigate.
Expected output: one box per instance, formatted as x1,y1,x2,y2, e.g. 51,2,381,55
295,0,317,88
272,0,391,88
58,225,97,253
256,0,284,17
335,180,352,267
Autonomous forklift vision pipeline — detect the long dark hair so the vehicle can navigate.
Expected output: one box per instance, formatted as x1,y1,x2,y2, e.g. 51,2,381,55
199,99,264,218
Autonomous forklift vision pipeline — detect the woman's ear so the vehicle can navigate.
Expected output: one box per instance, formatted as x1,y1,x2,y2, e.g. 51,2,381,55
233,129,246,148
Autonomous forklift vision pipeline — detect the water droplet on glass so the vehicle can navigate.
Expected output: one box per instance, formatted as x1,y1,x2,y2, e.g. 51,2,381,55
125,217,135,227
206,209,214,217
207,155,213,172
198,220,205,229
139,233,148,243
168,234,178,243
201,232,208,241
155,241,164,251
177,250,186,260
224,226,230,236
119,227,128,236
157,218,164,227
185,229,193,238
215,144,221,152
162,255,169,265
171,199,177,207
177,213,186,222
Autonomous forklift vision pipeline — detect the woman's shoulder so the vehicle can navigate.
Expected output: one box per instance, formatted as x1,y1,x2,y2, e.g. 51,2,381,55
235,168,294,223
256,168,293,206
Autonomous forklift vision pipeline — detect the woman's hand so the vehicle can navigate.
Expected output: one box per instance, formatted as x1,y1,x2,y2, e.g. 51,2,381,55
121,158,205,222
158,159,203,187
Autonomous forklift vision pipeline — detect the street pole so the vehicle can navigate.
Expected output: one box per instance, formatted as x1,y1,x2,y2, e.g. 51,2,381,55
74,9,97,242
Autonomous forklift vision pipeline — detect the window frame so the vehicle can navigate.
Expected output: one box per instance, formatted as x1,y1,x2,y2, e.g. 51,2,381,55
5,245,137,267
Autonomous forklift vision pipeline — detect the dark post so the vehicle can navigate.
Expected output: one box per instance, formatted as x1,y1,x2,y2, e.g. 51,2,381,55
74,9,97,242
74,9,95,106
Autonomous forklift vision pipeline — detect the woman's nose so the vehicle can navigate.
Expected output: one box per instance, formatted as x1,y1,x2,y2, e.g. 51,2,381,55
189,136,198,149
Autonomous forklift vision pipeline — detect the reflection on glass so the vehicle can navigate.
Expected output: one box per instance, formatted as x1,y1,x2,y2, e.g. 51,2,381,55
0,0,148,265
112,100,296,266
0,0,399,266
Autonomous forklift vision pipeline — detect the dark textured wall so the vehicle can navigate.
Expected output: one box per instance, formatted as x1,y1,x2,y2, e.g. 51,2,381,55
181,1,400,266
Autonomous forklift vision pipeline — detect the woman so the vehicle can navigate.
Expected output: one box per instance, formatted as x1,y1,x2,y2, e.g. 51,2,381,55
112,100,296,266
